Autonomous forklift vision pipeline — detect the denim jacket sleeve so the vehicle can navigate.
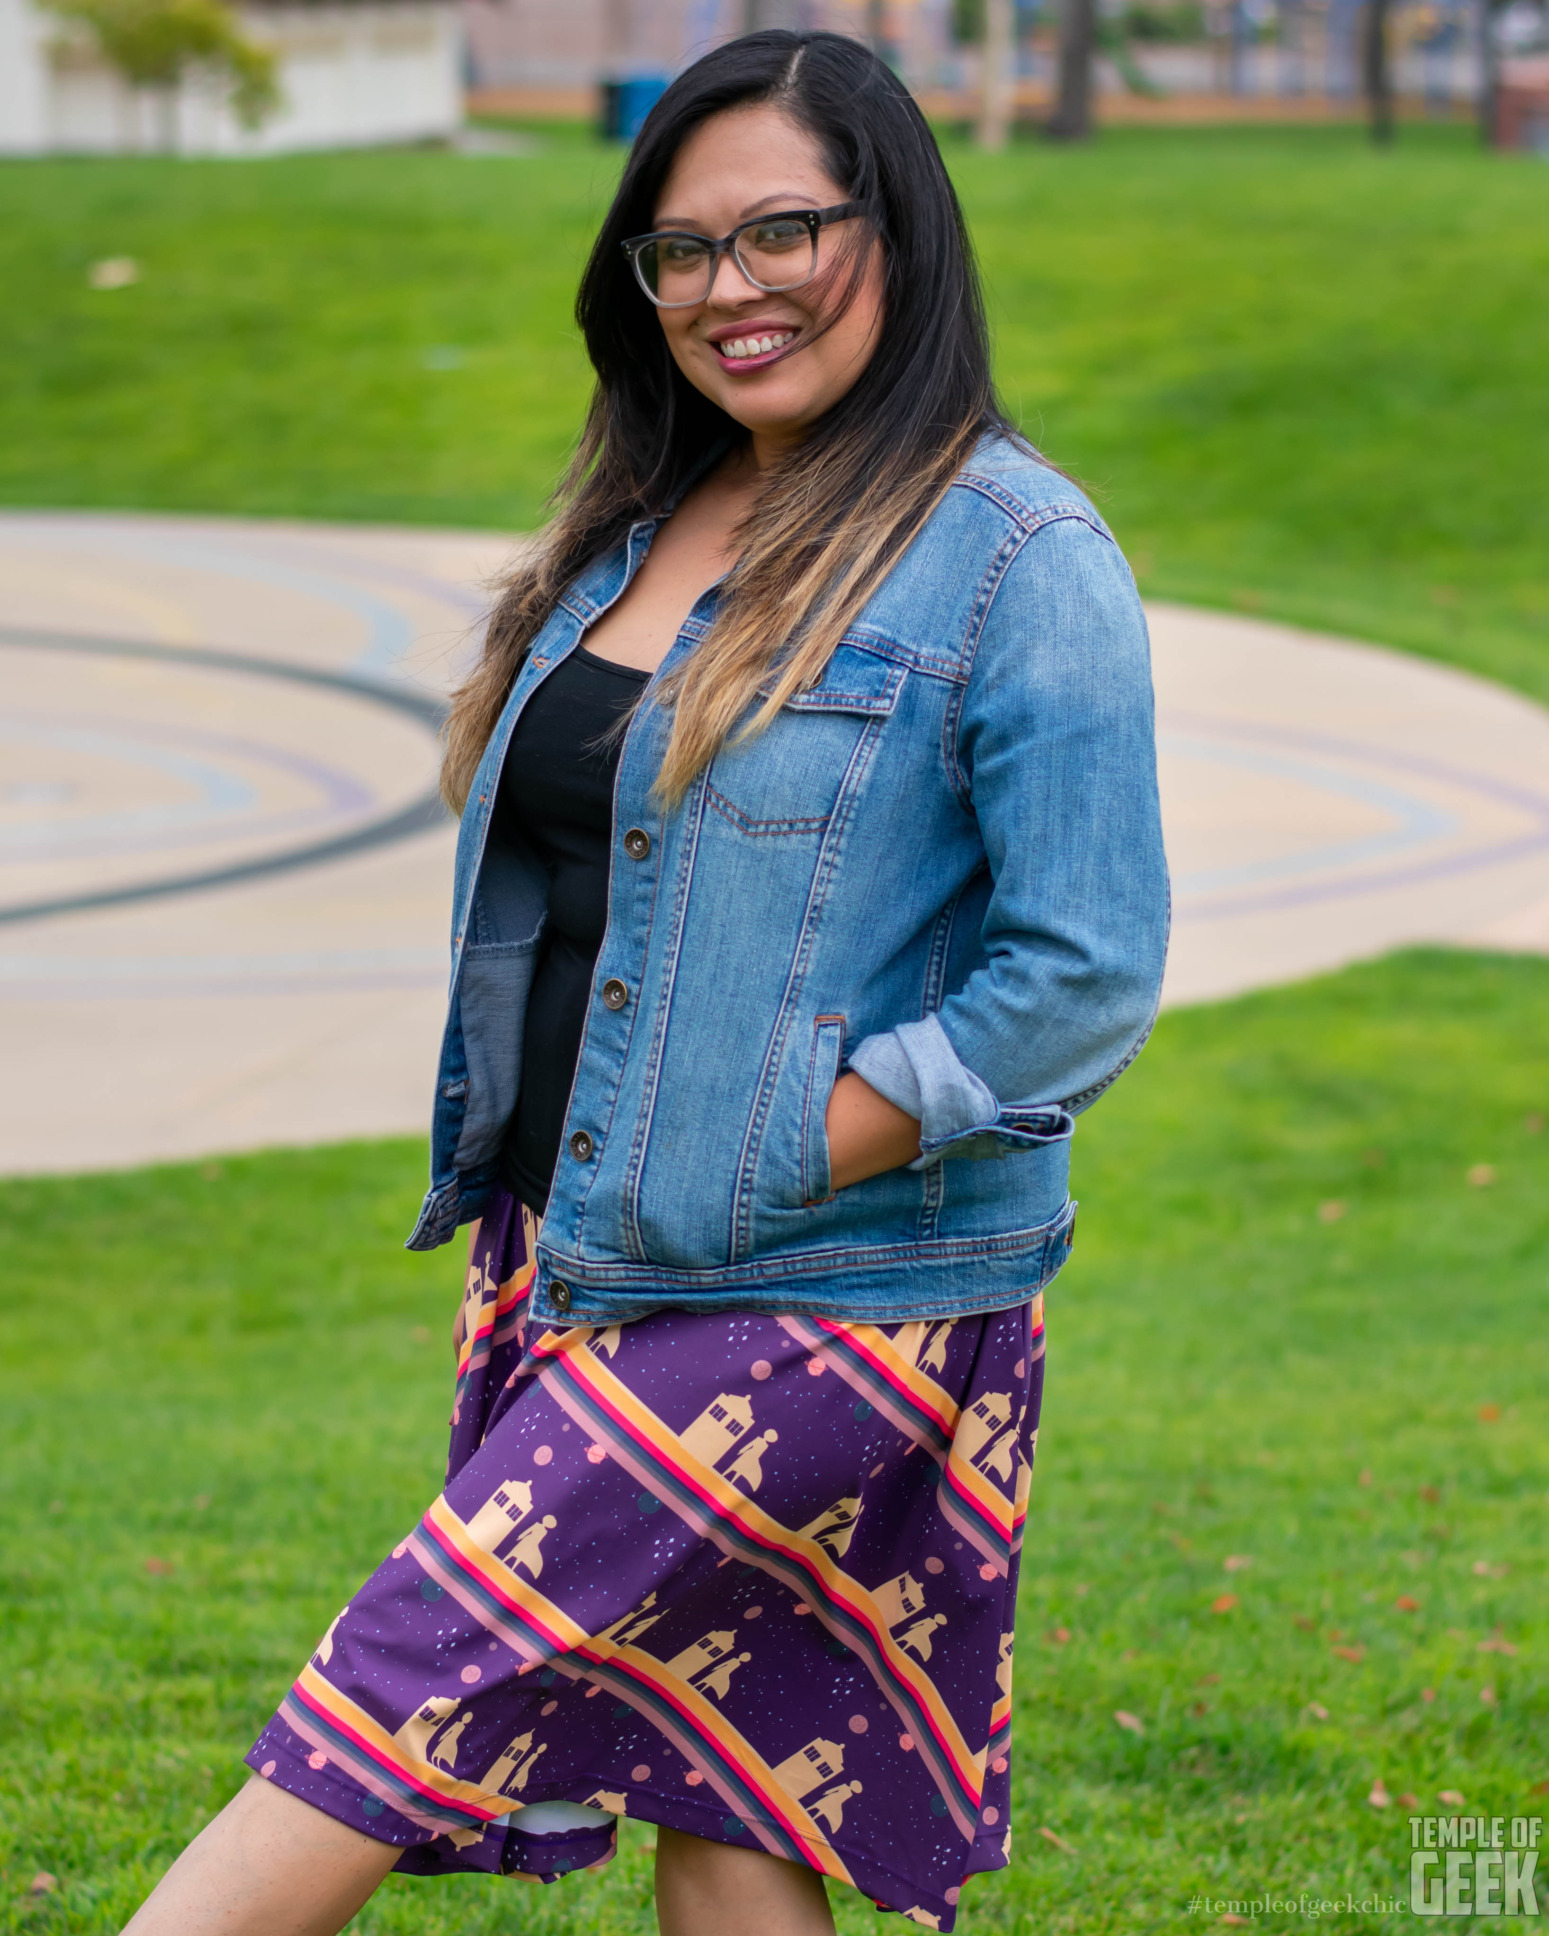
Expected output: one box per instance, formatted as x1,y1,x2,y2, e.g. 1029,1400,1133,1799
848,509,1170,1165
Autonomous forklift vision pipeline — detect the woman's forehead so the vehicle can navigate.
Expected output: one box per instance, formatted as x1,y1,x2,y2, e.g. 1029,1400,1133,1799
653,105,841,229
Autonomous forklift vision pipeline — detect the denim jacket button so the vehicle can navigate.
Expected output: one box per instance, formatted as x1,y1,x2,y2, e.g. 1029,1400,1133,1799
550,1281,571,1311
568,1129,595,1161
623,827,651,860
601,978,629,1010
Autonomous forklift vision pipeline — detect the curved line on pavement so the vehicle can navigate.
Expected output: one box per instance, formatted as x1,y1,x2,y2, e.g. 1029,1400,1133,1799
0,630,449,927
1163,711,1549,919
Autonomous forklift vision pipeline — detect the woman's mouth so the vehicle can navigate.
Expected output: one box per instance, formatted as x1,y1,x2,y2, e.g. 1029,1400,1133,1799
710,328,797,371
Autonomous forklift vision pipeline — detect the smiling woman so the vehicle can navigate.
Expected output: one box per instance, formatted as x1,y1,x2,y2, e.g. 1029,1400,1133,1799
120,30,1168,1936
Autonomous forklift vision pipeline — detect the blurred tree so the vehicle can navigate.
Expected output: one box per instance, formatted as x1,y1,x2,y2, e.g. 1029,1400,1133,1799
1362,0,1395,139
41,0,280,146
978,0,1014,144
1047,0,1097,133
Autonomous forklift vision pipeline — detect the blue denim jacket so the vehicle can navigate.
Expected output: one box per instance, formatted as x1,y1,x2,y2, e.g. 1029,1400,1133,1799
408,433,1169,1326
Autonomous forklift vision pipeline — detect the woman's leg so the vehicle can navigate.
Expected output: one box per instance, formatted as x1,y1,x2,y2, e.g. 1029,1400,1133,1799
122,1775,401,1936
655,1825,835,1936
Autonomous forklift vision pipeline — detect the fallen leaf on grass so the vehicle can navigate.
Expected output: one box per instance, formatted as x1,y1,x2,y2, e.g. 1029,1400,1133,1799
1477,1636,1518,1655
1293,1614,1317,1631
1332,1644,1365,1663
1525,1112,1545,1134
88,257,138,289
1418,1484,1441,1504
1357,1467,1373,1487
1114,1710,1145,1735
1368,1779,1392,1809
1480,1686,1498,1706
1318,1199,1346,1223
1223,1554,1253,1572
1192,1700,1209,1716
1477,1403,1501,1422
1398,1792,1419,1809
29,1874,57,1895
1395,1595,1422,1612
1439,1790,1466,1807
1038,1825,1076,1853
411,1325,432,1344
1304,1702,1330,1722
1211,1593,1238,1615
1467,1165,1497,1189
1221,1916,1250,1927
1045,1626,1071,1645
1167,1531,1194,1552
1473,1560,1509,1579
1197,1673,1220,1686
144,1557,174,1576
1421,1688,1437,1703
1529,1779,1549,1797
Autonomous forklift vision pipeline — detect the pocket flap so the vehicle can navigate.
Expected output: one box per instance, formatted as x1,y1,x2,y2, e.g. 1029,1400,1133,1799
768,644,905,718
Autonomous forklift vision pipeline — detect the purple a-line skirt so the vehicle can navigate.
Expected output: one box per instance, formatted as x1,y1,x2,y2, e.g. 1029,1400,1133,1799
248,1185,1045,1930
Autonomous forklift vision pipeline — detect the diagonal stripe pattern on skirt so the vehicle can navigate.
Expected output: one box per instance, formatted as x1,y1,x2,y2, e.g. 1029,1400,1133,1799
247,1186,1044,1929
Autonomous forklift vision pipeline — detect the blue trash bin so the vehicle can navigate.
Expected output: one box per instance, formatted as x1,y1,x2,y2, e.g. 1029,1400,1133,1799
600,74,669,143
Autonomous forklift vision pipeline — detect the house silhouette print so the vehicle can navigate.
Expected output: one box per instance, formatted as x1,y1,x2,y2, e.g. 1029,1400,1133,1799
956,1391,1016,1476
465,1479,534,1555
680,1393,754,1468
772,1736,845,1800
800,1496,862,1559
665,1629,739,1681
480,1729,547,1799
393,1695,461,1766
873,1571,926,1630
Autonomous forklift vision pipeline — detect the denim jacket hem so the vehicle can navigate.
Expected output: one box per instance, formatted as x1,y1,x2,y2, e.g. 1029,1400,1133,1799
523,1196,1078,1328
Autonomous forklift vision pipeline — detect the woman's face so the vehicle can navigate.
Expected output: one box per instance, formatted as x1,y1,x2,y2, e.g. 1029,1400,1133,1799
648,102,885,457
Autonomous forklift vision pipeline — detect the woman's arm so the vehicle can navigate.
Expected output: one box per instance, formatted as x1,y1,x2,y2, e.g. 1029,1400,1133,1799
847,515,1169,1161
823,1071,921,1193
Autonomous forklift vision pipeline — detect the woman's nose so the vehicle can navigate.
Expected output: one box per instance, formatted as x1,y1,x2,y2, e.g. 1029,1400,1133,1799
704,246,761,305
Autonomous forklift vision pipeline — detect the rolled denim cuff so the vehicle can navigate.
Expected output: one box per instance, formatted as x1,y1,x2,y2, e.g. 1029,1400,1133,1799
849,1015,1075,1168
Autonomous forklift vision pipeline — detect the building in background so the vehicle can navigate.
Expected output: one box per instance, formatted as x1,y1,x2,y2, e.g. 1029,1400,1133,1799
462,0,1485,127
463,0,954,115
0,0,463,154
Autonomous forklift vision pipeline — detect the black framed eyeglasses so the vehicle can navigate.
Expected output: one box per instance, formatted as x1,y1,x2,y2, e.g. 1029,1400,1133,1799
621,202,861,309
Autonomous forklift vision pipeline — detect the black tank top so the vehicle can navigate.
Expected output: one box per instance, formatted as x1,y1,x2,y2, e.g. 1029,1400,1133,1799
490,645,649,1214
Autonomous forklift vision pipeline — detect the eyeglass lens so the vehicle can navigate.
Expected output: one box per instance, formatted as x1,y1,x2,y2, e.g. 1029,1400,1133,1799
639,216,818,305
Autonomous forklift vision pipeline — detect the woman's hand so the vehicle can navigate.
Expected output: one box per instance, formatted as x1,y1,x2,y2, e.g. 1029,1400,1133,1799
453,1219,481,1362
822,1072,921,1195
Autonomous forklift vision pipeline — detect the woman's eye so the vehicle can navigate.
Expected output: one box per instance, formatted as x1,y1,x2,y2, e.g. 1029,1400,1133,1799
662,238,710,266
748,221,807,253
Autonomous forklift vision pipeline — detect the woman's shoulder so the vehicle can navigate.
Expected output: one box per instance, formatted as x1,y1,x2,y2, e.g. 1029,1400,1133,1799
945,428,1113,542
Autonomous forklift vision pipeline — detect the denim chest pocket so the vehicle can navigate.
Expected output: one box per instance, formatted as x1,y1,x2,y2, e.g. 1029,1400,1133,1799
704,644,905,834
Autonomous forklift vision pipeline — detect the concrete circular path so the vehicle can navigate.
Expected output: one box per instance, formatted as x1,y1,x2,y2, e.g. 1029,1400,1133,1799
4,510,1549,1176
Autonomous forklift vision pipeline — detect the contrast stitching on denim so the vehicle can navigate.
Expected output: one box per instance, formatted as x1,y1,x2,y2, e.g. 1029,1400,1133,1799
952,471,1113,541
619,767,711,1265
703,787,832,838
728,708,896,1262
546,1196,1076,1285
1061,882,1172,1115
565,701,671,1257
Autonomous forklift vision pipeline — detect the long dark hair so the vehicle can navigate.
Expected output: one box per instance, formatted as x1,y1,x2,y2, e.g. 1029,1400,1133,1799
443,29,1014,811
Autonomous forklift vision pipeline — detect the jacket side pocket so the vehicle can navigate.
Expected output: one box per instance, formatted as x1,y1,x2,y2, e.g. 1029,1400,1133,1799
801,1014,846,1206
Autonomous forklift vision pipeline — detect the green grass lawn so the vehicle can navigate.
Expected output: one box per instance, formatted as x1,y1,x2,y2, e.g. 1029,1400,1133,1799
2,124,1548,707
3,948,1544,1934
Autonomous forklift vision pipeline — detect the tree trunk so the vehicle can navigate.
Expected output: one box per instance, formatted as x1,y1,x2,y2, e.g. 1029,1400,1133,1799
1362,0,1394,141
1047,0,1095,138
977,0,1014,147
1477,0,1501,145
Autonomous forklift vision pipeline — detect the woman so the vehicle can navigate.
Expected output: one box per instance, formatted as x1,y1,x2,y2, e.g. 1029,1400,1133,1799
125,28,1167,1936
